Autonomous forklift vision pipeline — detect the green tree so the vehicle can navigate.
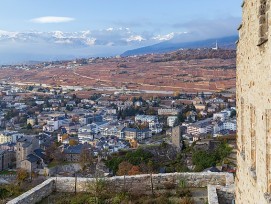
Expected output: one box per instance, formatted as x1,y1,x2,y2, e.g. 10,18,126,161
26,123,33,130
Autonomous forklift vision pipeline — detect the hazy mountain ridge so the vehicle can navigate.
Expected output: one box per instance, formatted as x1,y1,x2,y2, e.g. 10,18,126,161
121,36,238,57
0,30,95,47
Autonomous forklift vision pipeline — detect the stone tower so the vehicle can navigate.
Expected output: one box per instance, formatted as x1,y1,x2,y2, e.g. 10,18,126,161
171,125,182,150
236,0,271,203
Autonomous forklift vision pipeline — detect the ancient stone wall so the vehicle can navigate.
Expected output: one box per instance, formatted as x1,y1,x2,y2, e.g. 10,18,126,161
7,178,55,204
236,0,271,203
7,172,234,204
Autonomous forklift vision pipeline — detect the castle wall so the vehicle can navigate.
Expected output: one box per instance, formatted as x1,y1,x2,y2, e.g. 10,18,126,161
237,0,271,203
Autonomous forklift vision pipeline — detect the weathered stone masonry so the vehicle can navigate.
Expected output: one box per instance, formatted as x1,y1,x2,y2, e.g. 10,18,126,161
7,172,234,204
236,0,271,203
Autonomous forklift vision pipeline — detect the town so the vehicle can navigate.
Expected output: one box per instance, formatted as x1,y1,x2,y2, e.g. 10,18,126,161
0,79,236,196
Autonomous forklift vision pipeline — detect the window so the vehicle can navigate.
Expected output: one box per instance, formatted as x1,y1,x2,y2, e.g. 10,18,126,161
258,0,269,46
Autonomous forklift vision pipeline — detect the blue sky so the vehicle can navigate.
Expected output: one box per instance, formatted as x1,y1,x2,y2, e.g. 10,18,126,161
1,0,241,32
0,0,242,63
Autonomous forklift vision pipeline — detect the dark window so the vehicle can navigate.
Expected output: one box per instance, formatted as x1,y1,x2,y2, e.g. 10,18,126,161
258,0,269,46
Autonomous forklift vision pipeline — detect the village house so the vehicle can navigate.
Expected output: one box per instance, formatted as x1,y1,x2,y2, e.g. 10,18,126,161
0,150,15,170
186,118,213,136
158,108,181,116
0,131,24,144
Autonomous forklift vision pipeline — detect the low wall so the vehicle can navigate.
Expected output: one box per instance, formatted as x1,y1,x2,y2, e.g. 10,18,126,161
7,172,234,204
7,178,55,204
208,185,219,204
207,184,235,204
55,172,233,194
216,185,235,204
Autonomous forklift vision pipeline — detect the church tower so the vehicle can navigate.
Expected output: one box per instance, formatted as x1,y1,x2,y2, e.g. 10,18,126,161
236,0,271,203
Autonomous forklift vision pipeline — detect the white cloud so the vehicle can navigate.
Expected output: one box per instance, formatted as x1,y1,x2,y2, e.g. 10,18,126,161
152,32,188,41
31,16,75,24
106,28,114,31
85,38,96,46
126,35,145,42
0,30,18,38
55,39,72,44
52,31,64,38
153,32,175,41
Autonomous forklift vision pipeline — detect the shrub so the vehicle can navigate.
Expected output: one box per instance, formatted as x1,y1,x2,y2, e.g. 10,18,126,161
179,196,195,204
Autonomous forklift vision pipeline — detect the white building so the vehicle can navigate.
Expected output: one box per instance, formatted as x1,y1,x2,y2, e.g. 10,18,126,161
187,118,213,136
223,120,236,131
158,108,181,116
0,131,24,144
135,115,158,123
78,133,94,144
213,112,228,122
149,121,162,134
167,116,178,127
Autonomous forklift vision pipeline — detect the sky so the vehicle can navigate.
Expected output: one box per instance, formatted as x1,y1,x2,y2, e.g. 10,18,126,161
0,0,242,64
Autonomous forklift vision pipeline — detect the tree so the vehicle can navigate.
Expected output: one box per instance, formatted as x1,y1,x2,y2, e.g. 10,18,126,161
230,109,236,118
128,165,141,175
79,146,93,169
117,161,133,176
26,123,33,130
16,168,29,184
69,139,78,146
45,143,63,163
61,134,69,141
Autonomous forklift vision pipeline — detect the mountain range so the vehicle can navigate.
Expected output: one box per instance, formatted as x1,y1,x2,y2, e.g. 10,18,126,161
121,36,238,56
0,29,238,64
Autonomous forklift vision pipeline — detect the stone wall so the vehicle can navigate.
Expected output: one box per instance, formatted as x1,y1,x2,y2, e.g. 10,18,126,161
216,185,235,204
208,185,219,204
44,163,81,176
207,184,235,204
7,172,234,204
7,178,55,204
236,0,271,203
55,172,233,194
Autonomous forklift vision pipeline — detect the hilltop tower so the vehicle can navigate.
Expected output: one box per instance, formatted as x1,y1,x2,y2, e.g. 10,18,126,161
236,0,271,203
212,40,218,50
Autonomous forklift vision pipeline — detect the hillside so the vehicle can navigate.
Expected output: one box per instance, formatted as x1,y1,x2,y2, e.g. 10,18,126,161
0,49,236,93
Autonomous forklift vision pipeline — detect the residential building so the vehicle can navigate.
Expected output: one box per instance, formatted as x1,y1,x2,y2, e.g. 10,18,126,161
149,121,162,134
213,112,228,122
158,108,181,116
63,144,85,162
194,104,206,111
187,118,213,136
122,127,152,141
0,150,15,170
0,131,23,144
167,116,178,127
135,115,158,123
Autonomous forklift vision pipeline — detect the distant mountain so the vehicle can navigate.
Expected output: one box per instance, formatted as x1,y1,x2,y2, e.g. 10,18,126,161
121,36,238,57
